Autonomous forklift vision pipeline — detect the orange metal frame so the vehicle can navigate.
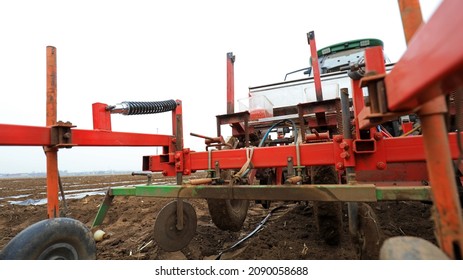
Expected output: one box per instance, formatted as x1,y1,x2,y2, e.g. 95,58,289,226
0,0,462,259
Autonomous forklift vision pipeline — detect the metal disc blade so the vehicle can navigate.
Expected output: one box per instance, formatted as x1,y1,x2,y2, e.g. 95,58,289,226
154,200,197,252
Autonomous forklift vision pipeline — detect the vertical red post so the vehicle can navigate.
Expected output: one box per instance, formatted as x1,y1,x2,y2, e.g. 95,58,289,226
351,79,364,139
398,0,424,44
419,95,463,259
226,52,235,114
397,0,463,258
45,46,59,218
307,31,323,102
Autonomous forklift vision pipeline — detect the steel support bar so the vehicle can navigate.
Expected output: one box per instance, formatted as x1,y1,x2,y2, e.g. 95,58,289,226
91,191,114,227
72,129,173,147
419,96,463,259
386,0,463,112
45,46,59,218
226,52,235,114
0,124,50,145
0,124,173,147
307,31,323,102
147,133,461,173
376,186,431,201
398,0,423,44
106,183,431,202
110,183,378,201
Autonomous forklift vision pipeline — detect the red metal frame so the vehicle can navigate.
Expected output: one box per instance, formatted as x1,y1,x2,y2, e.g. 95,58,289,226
307,31,323,102
226,52,235,114
386,0,463,112
45,46,59,218
1,0,462,259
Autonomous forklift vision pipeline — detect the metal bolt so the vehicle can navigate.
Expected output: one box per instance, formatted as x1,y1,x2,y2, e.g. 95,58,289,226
334,135,343,143
340,151,350,159
376,162,386,170
339,142,349,150
374,132,383,141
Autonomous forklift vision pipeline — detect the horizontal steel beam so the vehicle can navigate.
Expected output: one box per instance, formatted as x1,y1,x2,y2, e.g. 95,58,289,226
109,183,432,202
0,123,173,147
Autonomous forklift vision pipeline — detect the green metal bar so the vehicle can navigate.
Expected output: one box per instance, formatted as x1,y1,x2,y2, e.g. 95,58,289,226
91,191,115,228
376,186,432,201
108,183,432,202
109,183,378,202
110,186,137,196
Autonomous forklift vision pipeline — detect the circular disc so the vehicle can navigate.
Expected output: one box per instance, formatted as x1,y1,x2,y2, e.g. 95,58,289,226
154,200,197,252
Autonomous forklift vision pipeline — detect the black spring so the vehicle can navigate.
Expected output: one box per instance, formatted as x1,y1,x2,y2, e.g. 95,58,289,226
122,100,177,115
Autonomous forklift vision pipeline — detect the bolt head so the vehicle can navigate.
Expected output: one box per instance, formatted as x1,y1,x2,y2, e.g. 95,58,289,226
339,142,349,150
340,151,350,159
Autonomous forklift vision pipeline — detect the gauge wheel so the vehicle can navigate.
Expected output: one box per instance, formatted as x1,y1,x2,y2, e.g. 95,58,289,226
312,165,343,246
0,218,96,260
207,168,249,232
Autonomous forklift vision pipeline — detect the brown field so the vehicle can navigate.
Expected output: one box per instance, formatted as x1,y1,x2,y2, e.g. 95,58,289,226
0,173,437,260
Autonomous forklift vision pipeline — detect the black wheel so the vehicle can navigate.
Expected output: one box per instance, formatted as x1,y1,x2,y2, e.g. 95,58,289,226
0,218,96,260
207,169,249,231
312,166,343,246
207,198,249,231
153,200,197,252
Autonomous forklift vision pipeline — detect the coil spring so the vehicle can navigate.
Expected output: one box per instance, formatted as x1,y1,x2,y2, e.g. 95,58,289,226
122,100,178,115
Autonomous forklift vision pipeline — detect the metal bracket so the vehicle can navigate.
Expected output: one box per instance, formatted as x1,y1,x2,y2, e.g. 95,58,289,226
50,121,76,148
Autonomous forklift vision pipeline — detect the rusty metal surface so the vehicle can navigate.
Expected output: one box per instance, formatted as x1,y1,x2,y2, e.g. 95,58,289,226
419,96,463,259
109,183,432,203
112,183,378,202
226,52,235,114
45,46,59,219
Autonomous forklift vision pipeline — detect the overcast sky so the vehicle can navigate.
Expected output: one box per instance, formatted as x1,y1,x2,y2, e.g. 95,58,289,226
0,0,442,174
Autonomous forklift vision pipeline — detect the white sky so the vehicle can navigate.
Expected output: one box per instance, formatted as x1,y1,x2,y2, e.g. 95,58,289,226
0,0,442,174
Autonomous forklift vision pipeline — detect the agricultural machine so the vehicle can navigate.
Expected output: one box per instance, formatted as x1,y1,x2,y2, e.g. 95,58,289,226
1,0,463,260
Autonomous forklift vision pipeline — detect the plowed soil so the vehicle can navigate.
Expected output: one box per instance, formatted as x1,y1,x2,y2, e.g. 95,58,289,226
0,173,438,260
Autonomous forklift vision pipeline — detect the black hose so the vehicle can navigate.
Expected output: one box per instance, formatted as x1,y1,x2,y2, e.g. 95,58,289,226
215,205,286,260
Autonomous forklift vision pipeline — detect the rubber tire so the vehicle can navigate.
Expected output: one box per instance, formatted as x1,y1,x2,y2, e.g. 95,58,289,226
380,236,449,260
207,198,249,232
0,218,96,260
